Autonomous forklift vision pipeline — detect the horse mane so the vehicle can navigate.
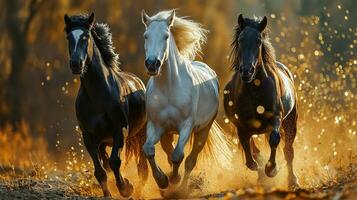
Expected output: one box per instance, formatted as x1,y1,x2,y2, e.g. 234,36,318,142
65,14,120,71
150,10,208,60
231,16,285,106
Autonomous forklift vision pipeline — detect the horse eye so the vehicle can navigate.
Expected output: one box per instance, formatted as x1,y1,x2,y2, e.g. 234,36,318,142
164,34,169,40
144,34,148,39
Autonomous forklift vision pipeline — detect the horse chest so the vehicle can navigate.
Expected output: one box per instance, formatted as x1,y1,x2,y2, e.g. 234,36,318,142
147,88,191,126
233,87,278,131
75,89,123,135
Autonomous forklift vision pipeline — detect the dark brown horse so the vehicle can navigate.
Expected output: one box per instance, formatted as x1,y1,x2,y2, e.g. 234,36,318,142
64,13,148,197
224,14,299,189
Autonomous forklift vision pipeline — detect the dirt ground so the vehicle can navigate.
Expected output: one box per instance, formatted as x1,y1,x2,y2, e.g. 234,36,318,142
0,163,356,200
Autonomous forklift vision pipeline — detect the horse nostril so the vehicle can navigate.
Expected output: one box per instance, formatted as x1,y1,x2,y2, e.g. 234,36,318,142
145,59,150,67
155,60,161,68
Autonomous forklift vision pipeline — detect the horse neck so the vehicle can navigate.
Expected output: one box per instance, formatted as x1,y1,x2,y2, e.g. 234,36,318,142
80,40,112,97
154,34,187,89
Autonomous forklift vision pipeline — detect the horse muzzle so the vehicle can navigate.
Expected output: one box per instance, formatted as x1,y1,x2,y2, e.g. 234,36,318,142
145,58,161,76
70,59,84,75
240,66,255,82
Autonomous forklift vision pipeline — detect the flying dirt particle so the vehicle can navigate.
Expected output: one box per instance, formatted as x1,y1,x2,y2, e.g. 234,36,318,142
256,105,265,114
228,101,234,106
249,119,262,128
254,79,261,86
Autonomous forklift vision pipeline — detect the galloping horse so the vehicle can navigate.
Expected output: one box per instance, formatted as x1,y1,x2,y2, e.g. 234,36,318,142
224,14,299,189
141,10,232,189
64,13,148,197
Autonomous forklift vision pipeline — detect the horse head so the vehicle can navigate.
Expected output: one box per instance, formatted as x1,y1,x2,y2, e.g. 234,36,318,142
236,14,267,82
64,13,95,75
141,10,175,76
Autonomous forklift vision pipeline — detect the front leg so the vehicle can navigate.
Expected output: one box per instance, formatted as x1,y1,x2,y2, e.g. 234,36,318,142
82,132,111,197
169,119,193,184
265,116,282,177
109,127,133,197
143,121,168,189
237,126,258,171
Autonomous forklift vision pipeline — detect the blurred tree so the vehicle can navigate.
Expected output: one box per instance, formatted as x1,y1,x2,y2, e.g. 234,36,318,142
2,0,45,130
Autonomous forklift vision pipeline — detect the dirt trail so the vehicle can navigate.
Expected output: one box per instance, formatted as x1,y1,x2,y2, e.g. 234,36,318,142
0,163,356,200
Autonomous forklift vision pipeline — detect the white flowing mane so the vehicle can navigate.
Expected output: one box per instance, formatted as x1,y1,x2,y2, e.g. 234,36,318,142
150,10,208,60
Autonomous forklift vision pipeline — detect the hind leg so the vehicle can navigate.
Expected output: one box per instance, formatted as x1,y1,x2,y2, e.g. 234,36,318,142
251,139,263,165
99,143,111,171
135,151,149,195
265,117,281,177
83,132,111,197
237,126,258,171
282,108,299,189
251,139,266,181
161,133,174,166
180,122,211,188
134,127,149,195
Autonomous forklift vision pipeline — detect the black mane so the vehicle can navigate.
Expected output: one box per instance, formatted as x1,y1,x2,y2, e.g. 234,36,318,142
65,14,120,70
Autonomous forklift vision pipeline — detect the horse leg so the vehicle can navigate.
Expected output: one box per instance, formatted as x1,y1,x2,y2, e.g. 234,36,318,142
265,117,282,177
136,148,149,195
160,133,174,166
143,121,168,189
132,127,148,196
251,139,266,181
181,122,210,188
109,127,133,197
251,139,262,164
83,132,111,197
282,107,299,189
99,143,111,171
169,120,193,184
238,126,258,171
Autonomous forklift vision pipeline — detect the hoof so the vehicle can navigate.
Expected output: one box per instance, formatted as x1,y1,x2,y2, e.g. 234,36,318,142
288,182,300,191
246,160,259,171
169,173,181,184
265,161,277,177
154,170,169,189
288,176,300,191
118,178,134,197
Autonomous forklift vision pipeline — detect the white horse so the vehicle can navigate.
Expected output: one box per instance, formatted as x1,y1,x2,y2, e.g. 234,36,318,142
141,10,232,190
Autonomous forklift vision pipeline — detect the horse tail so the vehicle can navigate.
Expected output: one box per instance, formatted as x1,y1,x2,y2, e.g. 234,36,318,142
125,125,149,184
125,125,146,165
203,121,234,169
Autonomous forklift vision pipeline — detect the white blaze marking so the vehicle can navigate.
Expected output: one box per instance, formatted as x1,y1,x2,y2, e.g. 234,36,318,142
71,29,84,52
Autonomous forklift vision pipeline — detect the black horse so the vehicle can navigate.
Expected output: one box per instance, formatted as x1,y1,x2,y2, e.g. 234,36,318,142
64,13,148,197
224,14,299,189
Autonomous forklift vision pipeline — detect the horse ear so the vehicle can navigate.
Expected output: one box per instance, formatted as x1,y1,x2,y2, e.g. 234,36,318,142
64,14,71,24
237,14,245,29
259,16,267,32
141,10,150,27
167,10,175,27
88,13,95,28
